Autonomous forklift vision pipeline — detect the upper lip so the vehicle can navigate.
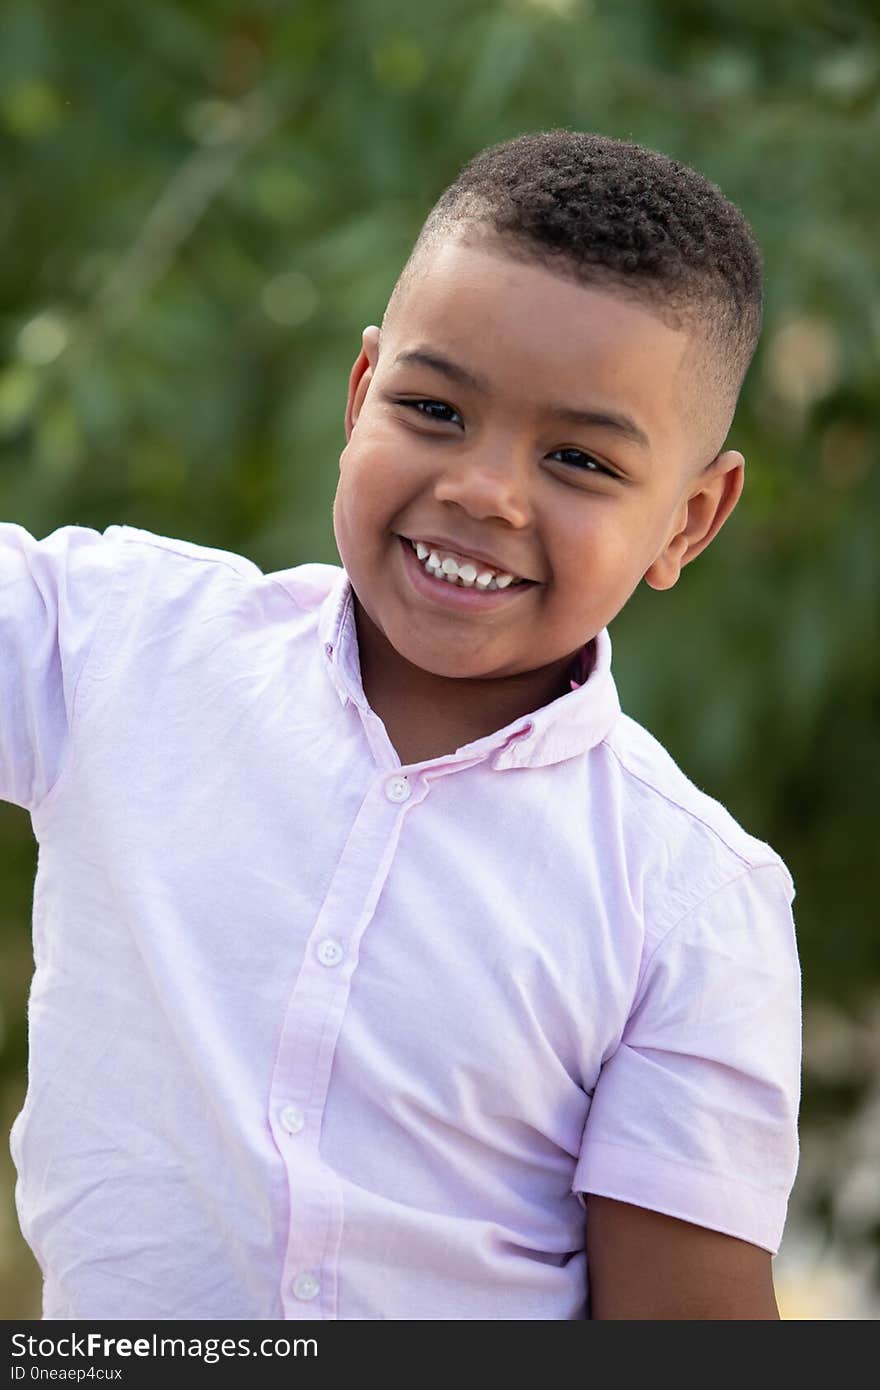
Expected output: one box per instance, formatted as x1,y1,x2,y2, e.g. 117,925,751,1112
400,533,538,583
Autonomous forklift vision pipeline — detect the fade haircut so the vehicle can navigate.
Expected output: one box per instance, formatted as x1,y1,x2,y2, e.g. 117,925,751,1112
382,130,764,462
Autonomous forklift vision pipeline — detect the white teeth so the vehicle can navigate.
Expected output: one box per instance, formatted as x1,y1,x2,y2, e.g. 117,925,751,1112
409,539,524,592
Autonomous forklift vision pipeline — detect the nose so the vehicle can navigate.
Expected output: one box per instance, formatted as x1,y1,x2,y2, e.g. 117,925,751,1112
432,442,532,528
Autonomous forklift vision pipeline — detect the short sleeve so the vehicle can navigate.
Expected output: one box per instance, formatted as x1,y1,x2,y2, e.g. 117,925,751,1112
0,523,122,811
573,863,802,1253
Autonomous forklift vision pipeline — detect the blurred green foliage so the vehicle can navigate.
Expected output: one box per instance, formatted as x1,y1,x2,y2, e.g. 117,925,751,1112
1,0,878,1314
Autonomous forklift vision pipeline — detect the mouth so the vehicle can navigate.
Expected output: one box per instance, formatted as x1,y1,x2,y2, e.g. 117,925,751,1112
400,535,533,589
396,535,538,610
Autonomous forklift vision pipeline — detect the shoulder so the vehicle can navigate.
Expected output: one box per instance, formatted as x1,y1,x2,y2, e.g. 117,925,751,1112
110,526,342,615
599,712,794,944
110,525,262,580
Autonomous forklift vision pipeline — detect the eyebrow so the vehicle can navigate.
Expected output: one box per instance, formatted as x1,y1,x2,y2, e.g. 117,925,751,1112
391,348,652,452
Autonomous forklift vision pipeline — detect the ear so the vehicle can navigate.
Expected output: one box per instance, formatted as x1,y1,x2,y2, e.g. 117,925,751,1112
343,325,382,443
644,450,745,592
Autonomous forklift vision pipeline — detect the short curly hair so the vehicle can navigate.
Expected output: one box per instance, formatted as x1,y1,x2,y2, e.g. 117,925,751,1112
384,130,763,459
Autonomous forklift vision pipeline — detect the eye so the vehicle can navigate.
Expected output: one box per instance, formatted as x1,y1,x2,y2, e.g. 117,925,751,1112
400,399,463,426
549,447,616,478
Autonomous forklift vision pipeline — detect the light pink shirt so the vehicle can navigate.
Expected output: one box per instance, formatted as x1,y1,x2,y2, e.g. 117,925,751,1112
1,524,802,1321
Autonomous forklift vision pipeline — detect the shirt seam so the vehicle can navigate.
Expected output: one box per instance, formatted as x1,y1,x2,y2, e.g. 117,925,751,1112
632,861,789,1003
602,737,762,876
113,527,260,580
600,739,793,995
266,573,308,614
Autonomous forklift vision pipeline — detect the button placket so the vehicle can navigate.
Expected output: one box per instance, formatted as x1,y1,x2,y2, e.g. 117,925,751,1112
270,773,428,1320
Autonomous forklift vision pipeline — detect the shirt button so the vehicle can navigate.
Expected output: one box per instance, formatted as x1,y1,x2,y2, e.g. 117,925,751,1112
385,774,411,802
316,938,344,967
292,1272,320,1301
280,1105,304,1135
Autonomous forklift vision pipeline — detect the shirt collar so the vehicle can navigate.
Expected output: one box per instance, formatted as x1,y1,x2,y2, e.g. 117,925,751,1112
317,568,620,769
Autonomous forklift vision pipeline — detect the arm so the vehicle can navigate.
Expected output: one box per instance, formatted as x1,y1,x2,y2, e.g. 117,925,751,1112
586,1195,779,1319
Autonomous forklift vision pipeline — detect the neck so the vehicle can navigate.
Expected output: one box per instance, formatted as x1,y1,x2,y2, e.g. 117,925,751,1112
353,599,585,752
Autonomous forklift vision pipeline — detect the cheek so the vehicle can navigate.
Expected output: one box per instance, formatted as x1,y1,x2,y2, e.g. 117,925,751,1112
553,507,630,565
549,511,650,600
333,446,404,562
336,446,379,518
332,457,374,558
342,434,405,499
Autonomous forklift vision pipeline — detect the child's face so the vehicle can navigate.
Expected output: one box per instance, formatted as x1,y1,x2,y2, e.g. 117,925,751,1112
334,232,743,685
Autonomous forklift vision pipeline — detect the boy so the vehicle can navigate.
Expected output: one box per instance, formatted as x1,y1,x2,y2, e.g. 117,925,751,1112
2,130,801,1320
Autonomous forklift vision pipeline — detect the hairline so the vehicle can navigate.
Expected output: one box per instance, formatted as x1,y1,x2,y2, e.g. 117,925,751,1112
382,219,738,465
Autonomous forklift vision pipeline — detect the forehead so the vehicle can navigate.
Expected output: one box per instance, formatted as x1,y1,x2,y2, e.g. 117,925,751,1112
382,235,694,438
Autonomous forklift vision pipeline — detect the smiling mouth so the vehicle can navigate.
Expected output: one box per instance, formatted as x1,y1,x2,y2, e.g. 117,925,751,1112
403,537,531,590
396,535,537,610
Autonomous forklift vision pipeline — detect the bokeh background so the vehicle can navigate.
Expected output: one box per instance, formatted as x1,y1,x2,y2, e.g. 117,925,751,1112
2,0,878,1319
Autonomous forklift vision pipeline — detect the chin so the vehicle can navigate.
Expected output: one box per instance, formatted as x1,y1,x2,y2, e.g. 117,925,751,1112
398,647,481,680
385,632,492,680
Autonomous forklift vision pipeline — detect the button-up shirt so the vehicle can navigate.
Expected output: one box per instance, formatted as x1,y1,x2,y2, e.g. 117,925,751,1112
1,524,802,1320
